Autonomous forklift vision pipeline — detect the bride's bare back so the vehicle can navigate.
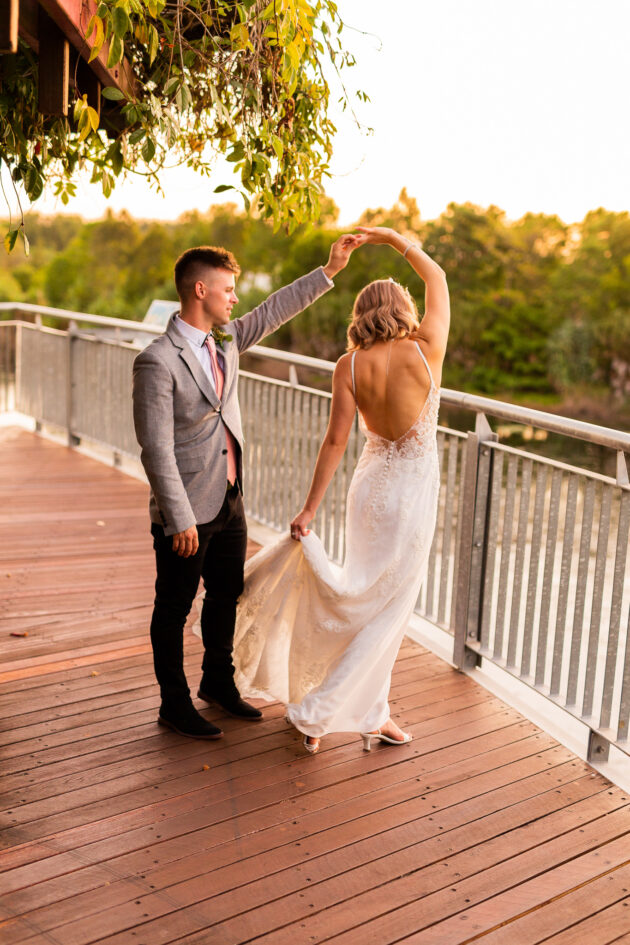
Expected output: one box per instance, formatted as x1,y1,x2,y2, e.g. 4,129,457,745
350,339,437,442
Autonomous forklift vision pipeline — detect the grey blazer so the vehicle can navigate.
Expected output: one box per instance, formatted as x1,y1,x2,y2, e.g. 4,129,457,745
132,267,332,535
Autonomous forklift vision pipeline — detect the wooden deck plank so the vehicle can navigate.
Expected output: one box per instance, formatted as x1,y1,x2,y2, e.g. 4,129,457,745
3,767,603,920
7,773,618,940
0,427,628,945
0,685,494,812
0,728,556,890
244,829,630,945
0,704,527,846
472,864,630,944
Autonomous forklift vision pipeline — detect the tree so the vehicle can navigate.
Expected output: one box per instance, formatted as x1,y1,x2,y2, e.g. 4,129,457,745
1,0,365,252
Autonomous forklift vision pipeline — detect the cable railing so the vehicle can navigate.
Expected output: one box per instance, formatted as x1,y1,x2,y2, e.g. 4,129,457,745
1,304,629,766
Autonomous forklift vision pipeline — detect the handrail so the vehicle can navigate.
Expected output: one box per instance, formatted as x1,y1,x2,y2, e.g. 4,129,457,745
440,388,630,453
0,302,164,334
2,302,629,453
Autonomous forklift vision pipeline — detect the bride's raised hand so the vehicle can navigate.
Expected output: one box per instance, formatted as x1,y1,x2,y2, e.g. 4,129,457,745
290,508,314,540
354,225,396,245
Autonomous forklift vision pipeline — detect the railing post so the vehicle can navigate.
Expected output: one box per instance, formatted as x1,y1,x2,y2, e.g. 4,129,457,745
452,413,497,670
66,320,80,446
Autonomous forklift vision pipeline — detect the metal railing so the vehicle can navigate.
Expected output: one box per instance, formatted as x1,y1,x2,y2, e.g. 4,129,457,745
1,305,629,763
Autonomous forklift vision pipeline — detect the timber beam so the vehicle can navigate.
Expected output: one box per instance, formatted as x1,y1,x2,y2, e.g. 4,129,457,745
1,0,136,99
37,0,136,98
0,0,19,52
38,8,69,115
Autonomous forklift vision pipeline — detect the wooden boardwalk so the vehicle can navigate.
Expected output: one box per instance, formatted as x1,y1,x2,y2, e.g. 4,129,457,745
1,426,629,945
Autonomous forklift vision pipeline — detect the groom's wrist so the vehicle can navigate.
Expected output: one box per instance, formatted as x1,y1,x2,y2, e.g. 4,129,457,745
321,264,336,283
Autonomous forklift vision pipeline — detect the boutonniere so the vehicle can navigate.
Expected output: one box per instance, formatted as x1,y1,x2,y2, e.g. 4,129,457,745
212,326,233,350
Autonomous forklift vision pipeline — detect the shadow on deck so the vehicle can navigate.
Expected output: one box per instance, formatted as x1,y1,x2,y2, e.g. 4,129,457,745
1,427,629,945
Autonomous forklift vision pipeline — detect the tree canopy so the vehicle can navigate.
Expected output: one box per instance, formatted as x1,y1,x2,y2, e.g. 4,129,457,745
3,194,629,418
1,0,363,252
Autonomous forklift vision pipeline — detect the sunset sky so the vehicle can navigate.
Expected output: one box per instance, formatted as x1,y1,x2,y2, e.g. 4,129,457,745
19,0,630,226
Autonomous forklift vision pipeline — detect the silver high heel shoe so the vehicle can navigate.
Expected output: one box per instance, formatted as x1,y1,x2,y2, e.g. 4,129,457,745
360,729,412,752
303,735,320,754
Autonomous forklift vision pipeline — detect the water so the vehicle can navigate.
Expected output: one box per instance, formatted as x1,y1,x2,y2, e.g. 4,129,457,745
439,405,621,479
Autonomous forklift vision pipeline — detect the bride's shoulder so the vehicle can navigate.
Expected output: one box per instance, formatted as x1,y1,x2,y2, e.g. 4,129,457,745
334,351,354,375
332,352,354,392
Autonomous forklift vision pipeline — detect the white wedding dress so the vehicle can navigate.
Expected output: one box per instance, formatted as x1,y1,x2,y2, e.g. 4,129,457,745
197,343,440,737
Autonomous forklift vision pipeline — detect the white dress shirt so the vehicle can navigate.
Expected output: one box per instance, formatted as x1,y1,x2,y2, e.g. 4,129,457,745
173,314,222,391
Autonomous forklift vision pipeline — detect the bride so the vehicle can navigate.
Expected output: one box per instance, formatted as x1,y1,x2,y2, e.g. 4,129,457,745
201,226,449,753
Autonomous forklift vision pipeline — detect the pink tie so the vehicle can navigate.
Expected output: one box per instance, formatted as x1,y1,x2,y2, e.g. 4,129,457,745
206,336,238,486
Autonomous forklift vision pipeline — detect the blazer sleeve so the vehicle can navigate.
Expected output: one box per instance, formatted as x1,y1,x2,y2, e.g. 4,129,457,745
132,347,196,535
232,267,333,353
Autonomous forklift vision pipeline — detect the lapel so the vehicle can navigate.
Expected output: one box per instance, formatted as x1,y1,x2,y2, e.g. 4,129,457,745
165,316,221,409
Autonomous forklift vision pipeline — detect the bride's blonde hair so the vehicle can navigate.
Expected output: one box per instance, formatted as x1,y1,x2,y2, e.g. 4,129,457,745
346,279,421,350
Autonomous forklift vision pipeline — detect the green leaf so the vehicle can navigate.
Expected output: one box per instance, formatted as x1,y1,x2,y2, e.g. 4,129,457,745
213,184,235,193
88,36,105,63
107,34,123,68
28,171,44,201
20,228,30,256
86,14,103,45
175,83,191,112
163,76,180,97
87,106,100,132
226,141,245,163
24,164,38,194
86,14,104,61
107,140,124,175
230,22,250,50
102,86,125,101
112,6,129,38
271,135,283,161
141,136,155,163
148,24,159,64
129,127,145,144
77,107,91,140
3,229,18,253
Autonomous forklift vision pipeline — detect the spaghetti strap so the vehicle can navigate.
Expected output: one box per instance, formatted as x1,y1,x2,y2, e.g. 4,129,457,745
414,341,435,389
351,350,357,399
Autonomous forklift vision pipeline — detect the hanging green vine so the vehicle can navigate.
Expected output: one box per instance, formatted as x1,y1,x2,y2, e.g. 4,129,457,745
0,0,367,253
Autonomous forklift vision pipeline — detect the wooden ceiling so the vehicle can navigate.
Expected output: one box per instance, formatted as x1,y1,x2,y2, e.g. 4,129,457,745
0,0,135,118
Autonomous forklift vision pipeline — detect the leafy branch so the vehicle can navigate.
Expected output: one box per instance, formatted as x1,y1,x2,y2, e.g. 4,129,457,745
1,0,364,252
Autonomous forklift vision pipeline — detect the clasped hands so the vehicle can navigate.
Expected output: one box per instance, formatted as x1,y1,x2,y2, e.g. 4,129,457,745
322,226,400,280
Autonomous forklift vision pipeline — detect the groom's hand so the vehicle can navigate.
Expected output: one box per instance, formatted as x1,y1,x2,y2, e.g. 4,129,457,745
323,234,363,280
172,525,199,557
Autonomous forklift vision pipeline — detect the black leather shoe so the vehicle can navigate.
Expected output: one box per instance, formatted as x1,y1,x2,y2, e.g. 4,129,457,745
158,703,223,739
197,687,263,720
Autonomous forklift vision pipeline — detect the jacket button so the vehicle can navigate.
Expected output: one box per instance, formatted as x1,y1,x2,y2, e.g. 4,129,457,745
222,449,228,455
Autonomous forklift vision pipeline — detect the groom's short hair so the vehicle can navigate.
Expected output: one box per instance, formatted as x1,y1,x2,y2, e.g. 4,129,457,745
174,246,241,298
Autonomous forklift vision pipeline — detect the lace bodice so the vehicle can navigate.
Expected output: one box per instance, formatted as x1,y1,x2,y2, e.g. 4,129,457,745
360,384,440,460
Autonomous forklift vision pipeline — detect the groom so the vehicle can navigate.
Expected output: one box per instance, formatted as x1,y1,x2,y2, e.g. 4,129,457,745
133,234,359,738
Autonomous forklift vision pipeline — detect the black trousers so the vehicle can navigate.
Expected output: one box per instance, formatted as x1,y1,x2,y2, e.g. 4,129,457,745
149,486,248,709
